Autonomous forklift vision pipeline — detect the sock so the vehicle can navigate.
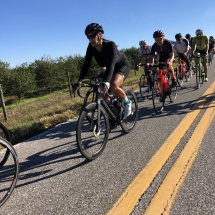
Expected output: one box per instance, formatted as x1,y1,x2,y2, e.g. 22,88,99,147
122,96,130,105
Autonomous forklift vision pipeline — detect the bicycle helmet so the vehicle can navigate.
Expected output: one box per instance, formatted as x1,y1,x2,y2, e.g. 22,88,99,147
139,40,148,46
195,29,203,35
209,36,214,40
153,30,165,38
175,33,182,40
185,34,191,39
85,23,104,35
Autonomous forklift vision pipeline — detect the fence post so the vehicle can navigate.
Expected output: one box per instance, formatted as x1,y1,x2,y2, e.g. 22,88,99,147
67,72,72,98
0,85,8,121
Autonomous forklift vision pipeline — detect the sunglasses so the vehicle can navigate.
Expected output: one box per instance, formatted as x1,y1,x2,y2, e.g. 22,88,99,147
176,39,181,41
87,33,98,39
197,34,202,36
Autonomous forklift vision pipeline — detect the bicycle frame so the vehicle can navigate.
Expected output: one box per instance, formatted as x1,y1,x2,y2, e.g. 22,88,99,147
177,57,187,77
155,66,169,97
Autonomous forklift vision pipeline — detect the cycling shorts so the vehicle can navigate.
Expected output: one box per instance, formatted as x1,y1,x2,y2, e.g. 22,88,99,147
113,59,130,81
195,49,207,59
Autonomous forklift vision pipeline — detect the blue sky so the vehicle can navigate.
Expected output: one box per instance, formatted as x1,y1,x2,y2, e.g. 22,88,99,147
1,0,215,68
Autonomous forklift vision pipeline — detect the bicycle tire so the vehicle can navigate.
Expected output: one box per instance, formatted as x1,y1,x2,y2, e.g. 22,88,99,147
184,63,191,82
76,102,109,160
0,137,19,207
139,75,151,100
120,89,138,133
176,65,184,86
152,79,164,114
169,78,177,103
200,63,204,84
196,64,200,89
0,124,12,169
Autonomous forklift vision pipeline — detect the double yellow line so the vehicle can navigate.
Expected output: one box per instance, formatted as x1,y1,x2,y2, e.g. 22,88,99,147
106,81,215,215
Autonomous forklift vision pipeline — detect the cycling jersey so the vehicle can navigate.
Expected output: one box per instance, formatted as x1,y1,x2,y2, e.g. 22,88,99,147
209,40,215,50
150,39,174,56
192,35,209,51
173,39,189,54
138,46,152,56
79,40,128,83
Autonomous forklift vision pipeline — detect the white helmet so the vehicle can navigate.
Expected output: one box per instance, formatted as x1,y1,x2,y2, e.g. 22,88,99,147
139,40,148,46
195,29,203,35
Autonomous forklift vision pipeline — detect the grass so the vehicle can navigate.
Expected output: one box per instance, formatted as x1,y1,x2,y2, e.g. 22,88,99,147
0,62,178,144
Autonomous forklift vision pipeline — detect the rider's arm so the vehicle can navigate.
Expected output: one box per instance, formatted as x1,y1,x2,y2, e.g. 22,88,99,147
191,40,196,55
184,39,189,55
167,52,174,63
102,41,117,83
148,55,154,64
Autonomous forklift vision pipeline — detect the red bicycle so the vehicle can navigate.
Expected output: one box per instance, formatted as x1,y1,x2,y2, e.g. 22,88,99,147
176,56,191,86
145,62,177,114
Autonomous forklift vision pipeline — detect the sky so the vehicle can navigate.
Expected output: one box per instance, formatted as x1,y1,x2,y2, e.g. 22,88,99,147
1,0,215,68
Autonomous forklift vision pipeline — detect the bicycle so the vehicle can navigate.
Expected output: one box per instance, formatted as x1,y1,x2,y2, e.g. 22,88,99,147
0,123,12,168
139,64,158,100
194,53,205,89
175,56,191,87
0,137,19,207
75,82,138,160
145,62,177,114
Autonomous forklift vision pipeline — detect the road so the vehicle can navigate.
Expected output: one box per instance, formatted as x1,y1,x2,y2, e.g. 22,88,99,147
1,62,215,215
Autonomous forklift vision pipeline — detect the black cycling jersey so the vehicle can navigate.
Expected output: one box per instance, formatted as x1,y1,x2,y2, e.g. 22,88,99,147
79,40,127,83
150,39,174,56
209,40,215,50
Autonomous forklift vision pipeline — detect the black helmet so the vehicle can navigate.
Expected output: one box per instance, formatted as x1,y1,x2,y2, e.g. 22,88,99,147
175,33,182,40
153,30,165,38
185,34,191,39
209,36,214,40
85,23,104,35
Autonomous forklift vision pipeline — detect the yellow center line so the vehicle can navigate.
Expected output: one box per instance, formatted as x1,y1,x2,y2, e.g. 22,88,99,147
144,91,215,215
105,81,215,215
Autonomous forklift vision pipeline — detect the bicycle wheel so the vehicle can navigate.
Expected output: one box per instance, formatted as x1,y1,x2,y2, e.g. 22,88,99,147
139,75,151,100
184,63,191,82
200,63,204,84
176,65,184,86
0,124,12,169
120,89,138,133
152,79,164,114
196,64,200,89
169,78,177,103
76,102,109,160
0,137,19,207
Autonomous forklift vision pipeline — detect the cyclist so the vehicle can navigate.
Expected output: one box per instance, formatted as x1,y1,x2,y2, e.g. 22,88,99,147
191,29,209,82
72,23,132,120
173,33,190,73
148,30,176,88
209,36,215,53
136,40,159,69
185,34,193,58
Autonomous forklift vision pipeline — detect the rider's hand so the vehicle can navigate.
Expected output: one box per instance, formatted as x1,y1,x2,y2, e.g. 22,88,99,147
203,53,208,58
144,63,150,70
135,64,140,71
100,82,110,94
72,82,81,95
